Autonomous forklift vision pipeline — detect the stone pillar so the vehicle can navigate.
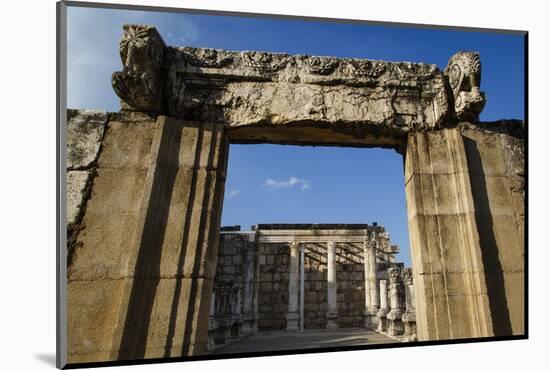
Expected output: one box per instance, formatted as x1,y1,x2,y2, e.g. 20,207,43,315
326,241,339,329
376,279,389,332
386,267,405,336
401,268,417,342
286,241,300,331
67,116,229,362
240,235,257,335
363,235,379,329
230,286,242,339
213,281,232,345
206,291,216,351
405,129,495,340
251,237,260,333
299,244,305,331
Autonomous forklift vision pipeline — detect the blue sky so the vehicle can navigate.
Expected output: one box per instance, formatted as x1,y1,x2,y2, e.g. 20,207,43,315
67,6,525,267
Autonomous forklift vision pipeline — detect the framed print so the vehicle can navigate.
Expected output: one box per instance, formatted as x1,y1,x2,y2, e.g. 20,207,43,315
57,1,527,368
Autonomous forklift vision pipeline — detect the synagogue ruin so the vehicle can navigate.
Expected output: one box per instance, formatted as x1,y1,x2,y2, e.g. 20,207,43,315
206,223,417,351
65,24,525,364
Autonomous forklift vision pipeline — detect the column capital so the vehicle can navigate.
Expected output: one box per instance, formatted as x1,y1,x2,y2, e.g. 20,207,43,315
388,267,402,284
327,240,336,252
403,267,413,286
289,241,300,252
364,233,378,250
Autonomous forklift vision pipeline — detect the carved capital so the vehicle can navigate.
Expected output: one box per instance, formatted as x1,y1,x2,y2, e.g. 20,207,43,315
112,24,166,113
289,241,300,253
402,267,413,286
388,267,402,284
327,241,336,253
444,51,486,122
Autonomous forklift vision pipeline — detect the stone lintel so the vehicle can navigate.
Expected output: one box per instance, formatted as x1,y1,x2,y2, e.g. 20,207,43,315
111,25,492,150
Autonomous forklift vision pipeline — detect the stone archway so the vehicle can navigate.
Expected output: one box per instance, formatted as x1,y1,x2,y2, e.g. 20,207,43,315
66,24,524,363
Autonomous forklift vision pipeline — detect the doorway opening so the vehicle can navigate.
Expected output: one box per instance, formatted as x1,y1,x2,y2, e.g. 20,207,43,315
206,143,415,353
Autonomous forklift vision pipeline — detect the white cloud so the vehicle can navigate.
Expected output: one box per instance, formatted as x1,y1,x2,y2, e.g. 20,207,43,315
265,177,311,191
227,189,240,199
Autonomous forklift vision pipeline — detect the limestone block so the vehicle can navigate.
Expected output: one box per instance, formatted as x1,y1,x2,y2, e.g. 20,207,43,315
405,128,495,341
67,115,229,363
67,109,107,169
111,25,464,150
67,170,91,226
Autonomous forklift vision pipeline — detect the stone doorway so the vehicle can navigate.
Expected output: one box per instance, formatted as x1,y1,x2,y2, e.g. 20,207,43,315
65,24,525,363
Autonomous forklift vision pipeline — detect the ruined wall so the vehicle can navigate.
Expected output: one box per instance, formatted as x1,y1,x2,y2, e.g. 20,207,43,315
335,243,367,328
67,110,230,362
301,243,366,329
460,120,525,336
257,243,290,330
67,110,158,362
212,239,371,330
302,243,328,329
66,109,108,265
208,232,257,347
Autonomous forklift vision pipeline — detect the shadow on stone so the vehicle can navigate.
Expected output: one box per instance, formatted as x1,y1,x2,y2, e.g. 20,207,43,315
118,119,184,359
463,136,513,336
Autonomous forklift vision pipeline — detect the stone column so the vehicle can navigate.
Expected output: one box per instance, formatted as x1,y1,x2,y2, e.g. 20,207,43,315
286,242,300,331
240,235,258,335
401,268,417,342
230,286,242,339
405,129,495,340
326,241,339,329
206,291,216,351
386,267,405,336
251,237,260,333
363,235,379,329
299,244,305,331
66,116,229,362
376,279,389,332
213,281,232,345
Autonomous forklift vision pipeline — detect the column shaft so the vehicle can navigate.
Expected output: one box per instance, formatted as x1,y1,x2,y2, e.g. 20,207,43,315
364,236,379,328
286,242,300,331
367,243,379,312
377,279,389,332
405,129,495,340
299,244,305,331
387,267,405,336
326,241,339,329
240,235,257,334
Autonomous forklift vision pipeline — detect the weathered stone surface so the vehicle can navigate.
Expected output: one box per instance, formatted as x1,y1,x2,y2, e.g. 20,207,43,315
67,113,157,364
405,128,497,340
444,51,486,122
67,170,91,226
111,25,492,149
169,47,450,134
111,25,166,112
460,120,525,336
67,109,107,169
